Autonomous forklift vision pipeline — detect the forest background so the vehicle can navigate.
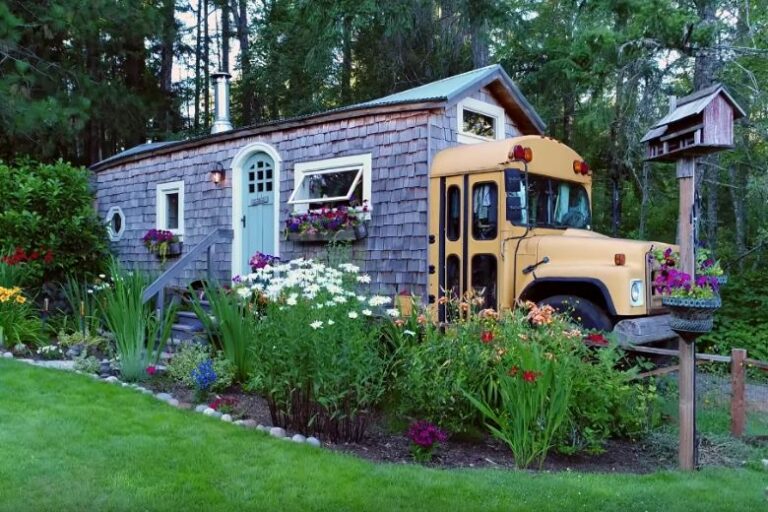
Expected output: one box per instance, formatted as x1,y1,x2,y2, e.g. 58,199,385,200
1,0,766,353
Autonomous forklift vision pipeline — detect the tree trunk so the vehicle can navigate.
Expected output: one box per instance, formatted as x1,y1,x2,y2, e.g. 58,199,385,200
204,0,210,129
159,0,177,133
728,166,747,271
231,0,253,124
221,0,230,72
693,0,720,249
639,161,650,239
341,15,353,104
468,0,490,68
194,0,203,131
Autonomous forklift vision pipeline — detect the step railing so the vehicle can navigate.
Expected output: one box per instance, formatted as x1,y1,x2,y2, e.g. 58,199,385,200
142,228,234,320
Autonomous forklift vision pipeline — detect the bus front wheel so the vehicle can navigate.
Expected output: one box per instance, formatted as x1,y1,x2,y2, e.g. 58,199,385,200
538,295,613,331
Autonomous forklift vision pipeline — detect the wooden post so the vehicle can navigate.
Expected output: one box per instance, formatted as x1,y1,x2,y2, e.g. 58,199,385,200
677,157,697,471
731,348,747,437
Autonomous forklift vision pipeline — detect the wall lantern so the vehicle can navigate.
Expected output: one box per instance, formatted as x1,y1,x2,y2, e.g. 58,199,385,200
211,163,225,185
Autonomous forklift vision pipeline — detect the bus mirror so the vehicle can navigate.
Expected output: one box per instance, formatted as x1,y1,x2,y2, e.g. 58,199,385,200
508,196,522,209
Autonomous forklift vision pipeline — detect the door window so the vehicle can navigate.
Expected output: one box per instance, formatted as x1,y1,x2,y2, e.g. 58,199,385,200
445,254,461,301
471,254,497,309
472,182,497,240
446,186,461,241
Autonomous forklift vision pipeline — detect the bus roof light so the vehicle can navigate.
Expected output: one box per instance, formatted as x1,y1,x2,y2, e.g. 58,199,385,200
523,147,533,162
573,160,582,174
511,145,526,161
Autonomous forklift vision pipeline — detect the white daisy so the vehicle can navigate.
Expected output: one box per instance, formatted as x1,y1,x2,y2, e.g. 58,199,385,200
348,311,359,319
310,320,323,330
362,309,372,316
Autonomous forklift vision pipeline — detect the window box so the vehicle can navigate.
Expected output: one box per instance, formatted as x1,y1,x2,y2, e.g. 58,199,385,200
286,223,368,243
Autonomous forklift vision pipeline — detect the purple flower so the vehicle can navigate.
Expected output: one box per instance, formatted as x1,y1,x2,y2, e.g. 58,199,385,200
407,420,448,448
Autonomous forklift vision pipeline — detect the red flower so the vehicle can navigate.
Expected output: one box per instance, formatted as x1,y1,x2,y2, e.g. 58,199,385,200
585,333,609,346
481,330,494,344
43,250,54,264
146,366,157,376
507,366,519,377
522,370,539,383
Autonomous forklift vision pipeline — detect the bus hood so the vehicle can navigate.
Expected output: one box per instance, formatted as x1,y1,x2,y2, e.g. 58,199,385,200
532,229,673,268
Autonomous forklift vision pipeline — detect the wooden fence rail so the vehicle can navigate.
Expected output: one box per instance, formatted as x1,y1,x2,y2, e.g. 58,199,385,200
623,344,768,438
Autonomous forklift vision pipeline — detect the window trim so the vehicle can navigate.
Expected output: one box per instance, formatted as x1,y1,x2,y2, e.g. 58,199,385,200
290,154,372,213
156,180,185,237
287,165,364,205
105,206,125,242
457,97,505,144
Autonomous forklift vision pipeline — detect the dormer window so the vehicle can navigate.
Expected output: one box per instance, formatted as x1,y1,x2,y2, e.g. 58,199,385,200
457,97,505,144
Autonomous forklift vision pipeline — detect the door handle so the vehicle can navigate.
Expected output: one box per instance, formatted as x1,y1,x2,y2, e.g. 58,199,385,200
241,215,246,228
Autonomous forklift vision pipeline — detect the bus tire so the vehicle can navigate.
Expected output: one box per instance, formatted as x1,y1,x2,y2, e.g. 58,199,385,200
538,295,613,331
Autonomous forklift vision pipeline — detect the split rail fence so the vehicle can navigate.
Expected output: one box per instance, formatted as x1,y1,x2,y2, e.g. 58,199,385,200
625,345,768,437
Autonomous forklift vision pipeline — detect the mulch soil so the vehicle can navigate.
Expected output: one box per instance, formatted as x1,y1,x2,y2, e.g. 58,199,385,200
143,377,673,474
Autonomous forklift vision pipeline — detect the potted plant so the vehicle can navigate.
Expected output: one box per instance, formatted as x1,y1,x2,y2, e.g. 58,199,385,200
142,229,182,262
284,201,370,243
653,248,721,333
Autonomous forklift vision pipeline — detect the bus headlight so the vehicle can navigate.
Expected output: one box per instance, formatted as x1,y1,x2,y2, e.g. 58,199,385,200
630,279,644,307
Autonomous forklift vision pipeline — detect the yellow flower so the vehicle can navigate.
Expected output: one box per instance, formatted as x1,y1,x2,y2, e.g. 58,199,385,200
15,295,26,304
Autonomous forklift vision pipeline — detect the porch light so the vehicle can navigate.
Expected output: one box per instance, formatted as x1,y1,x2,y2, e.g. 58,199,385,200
211,163,225,185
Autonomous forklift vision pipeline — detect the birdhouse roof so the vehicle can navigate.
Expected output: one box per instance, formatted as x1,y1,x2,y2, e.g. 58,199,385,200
651,83,746,129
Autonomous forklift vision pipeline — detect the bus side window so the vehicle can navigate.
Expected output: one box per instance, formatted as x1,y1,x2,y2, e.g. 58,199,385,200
504,169,527,225
446,186,461,241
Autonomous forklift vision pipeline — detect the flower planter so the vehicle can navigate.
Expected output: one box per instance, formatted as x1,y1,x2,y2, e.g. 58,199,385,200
285,224,368,243
661,296,721,334
155,242,183,259
716,275,728,286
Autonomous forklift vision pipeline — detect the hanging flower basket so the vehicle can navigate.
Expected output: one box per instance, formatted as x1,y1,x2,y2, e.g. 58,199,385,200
286,224,368,243
662,296,721,334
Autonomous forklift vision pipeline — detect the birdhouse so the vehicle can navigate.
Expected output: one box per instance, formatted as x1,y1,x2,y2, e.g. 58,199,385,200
642,84,745,162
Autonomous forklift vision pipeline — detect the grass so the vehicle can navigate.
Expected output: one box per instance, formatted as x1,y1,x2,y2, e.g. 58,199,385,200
0,359,767,512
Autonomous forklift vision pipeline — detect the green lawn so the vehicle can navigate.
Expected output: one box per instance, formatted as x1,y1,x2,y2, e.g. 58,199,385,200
0,359,766,512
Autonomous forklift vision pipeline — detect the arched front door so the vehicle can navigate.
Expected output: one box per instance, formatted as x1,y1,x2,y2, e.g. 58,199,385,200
240,152,276,272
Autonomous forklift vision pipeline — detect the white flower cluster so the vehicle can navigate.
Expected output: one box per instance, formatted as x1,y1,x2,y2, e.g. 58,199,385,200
232,258,399,327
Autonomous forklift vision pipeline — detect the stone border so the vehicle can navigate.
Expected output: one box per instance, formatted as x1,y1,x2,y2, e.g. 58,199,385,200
3,356,323,448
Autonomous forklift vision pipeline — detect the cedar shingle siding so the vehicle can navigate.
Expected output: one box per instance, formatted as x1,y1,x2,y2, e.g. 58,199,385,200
95,83,524,298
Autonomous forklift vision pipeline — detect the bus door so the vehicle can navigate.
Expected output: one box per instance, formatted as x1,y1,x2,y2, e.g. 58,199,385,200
433,173,502,321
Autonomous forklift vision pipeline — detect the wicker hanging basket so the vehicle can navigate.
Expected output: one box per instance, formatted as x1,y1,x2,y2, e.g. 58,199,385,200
661,296,721,334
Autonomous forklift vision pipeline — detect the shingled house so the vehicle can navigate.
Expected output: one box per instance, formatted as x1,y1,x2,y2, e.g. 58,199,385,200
92,64,546,297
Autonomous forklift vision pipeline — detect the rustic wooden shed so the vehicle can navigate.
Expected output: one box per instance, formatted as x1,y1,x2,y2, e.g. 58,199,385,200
641,84,746,162
91,65,546,297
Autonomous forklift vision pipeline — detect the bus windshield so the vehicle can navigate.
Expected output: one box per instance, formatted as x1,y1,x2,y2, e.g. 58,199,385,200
505,169,591,230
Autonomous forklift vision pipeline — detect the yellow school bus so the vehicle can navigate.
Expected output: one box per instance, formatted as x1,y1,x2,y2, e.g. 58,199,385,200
428,135,671,333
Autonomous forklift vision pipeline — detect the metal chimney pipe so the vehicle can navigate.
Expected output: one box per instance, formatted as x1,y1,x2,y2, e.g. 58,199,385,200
211,71,233,134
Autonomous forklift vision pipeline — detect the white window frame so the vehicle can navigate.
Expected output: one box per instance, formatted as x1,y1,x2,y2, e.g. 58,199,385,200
156,180,185,237
105,206,125,242
457,97,505,144
290,154,372,213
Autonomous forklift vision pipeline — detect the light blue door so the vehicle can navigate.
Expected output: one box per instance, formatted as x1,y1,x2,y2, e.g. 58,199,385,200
242,152,276,271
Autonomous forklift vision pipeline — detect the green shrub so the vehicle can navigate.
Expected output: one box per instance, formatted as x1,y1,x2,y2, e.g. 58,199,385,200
393,301,659,454
0,286,43,347
57,330,108,354
467,341,572,469
60,275,103,336
96,261,176,381
0,258,30,287
73,353,101,374
191,285,256,383
238,259,390,442
393,320,496,434
0,159,108,284
167,343,235,392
